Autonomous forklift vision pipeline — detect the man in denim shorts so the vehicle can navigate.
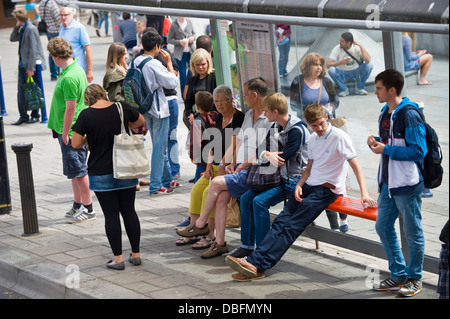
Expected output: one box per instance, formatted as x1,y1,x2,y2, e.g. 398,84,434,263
47,36,95,223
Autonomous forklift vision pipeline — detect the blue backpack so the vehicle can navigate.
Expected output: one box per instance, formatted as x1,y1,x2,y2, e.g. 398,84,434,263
122,57,159,114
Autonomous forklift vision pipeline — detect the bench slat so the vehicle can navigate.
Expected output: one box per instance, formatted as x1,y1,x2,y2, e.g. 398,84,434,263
327,197,377,221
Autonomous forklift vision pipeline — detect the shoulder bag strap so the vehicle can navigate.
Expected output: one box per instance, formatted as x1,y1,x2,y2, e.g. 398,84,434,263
115,102,127,135
317,79,323,104
42,0,48,19
343,48,363,65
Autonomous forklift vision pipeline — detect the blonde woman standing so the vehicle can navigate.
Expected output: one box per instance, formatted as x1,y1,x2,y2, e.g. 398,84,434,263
103,42,128,102
183,48,217,128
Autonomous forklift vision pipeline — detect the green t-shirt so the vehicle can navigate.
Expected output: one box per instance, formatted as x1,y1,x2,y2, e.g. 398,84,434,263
47,59,88,138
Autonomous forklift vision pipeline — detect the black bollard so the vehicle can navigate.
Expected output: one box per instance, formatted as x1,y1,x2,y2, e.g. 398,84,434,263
0,116,11,214
11,143,40,236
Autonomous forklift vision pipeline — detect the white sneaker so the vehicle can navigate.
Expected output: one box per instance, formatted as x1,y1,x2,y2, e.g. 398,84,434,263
338,89,349,97
66,207,96,224
65,205,85,218
355,88,368,95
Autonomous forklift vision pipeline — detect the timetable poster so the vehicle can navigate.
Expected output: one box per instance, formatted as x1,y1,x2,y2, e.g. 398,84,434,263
235,21,276,91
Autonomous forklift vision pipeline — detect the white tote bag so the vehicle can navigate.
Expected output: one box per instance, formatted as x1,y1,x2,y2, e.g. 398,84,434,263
113,102,150,179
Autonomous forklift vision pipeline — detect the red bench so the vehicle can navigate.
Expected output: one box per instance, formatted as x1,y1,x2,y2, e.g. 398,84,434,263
326,196,377,221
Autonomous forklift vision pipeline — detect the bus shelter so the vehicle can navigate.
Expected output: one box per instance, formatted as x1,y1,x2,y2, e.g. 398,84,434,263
62,0,448,274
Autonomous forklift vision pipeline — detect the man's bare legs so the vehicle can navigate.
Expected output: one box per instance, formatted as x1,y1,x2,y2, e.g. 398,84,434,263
71,175,92,208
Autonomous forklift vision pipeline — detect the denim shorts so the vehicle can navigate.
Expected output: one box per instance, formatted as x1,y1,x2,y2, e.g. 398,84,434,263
89,174,138,192
224,168,249,198
57,135,88,179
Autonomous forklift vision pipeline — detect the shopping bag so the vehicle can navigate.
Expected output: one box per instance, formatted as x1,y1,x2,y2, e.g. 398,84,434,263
226,197,241,228
23,76,45,111
112,102,150,179
331,116,348,132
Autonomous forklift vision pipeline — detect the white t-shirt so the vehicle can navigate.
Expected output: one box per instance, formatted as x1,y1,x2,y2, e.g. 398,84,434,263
329,44,362,71
306,124,357,195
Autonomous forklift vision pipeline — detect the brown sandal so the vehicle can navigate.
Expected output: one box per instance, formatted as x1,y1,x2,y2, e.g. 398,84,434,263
201,242,229,259
176,223,210,238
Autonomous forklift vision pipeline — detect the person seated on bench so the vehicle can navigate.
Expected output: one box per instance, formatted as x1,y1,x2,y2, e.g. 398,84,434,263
401,32,433,86
228,93,310,258
225,103,377,281
176,77,271,259
326,32,373,97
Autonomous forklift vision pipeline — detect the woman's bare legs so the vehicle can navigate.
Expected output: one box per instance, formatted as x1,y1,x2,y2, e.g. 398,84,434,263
418,53,433,85
195,176,230,245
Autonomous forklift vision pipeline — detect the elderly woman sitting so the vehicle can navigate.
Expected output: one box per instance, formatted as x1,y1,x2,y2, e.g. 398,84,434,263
175,85,244,257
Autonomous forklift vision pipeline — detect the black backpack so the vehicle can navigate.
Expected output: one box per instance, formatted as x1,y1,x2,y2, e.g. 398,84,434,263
397,105,443,189
122,57,158,114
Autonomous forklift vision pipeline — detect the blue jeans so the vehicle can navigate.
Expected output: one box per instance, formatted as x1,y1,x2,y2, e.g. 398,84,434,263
175,52,191,98
277,37,290,76
144,114,172,193
194,165,205,182
96,11,109,35
46,32,59,79
240,176,299,250
247,184,339,273
165,98,180,176
328,62,373,92
375,183,424,280
17,66,39,120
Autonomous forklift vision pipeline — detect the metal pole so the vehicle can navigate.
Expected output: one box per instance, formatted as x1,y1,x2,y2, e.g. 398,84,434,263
35,60,48,123
0,57,7,116
63,1,449,34
11,143,40,236
0,116,11,215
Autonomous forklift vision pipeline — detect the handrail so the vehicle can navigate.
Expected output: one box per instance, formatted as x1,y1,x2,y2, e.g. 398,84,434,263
59,1,449,34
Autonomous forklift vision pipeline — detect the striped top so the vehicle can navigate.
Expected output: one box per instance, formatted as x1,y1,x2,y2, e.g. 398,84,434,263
275,24,291,38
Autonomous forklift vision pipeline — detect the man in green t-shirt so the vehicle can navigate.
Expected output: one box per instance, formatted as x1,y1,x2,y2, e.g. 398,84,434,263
47,37,95,223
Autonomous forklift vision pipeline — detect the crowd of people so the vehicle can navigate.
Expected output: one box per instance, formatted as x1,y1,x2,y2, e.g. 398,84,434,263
7,2,447,299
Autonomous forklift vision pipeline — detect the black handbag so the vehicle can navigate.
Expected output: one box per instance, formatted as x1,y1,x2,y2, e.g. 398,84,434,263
23,76,45,111
38,20,47,33
246,163,283,192
37,0,48,33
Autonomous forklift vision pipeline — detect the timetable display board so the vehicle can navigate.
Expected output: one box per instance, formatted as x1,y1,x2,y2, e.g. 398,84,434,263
235,21,276,92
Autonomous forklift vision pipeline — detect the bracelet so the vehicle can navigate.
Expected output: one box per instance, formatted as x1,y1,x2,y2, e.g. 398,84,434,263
219,162,226,167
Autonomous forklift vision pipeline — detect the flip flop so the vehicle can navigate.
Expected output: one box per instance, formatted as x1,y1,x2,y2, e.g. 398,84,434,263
176,237,200,246
191,236,213,250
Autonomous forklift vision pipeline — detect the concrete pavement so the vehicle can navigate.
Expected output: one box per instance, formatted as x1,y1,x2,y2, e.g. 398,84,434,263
0,15,448,302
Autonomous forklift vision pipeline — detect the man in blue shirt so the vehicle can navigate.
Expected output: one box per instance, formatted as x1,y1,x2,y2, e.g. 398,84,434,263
368,69,427,297
119,12,137,49
59,4,93,83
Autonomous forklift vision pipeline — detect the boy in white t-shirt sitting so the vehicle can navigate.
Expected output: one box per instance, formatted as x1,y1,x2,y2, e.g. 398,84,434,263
326,32,373,97
225,103,377,281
